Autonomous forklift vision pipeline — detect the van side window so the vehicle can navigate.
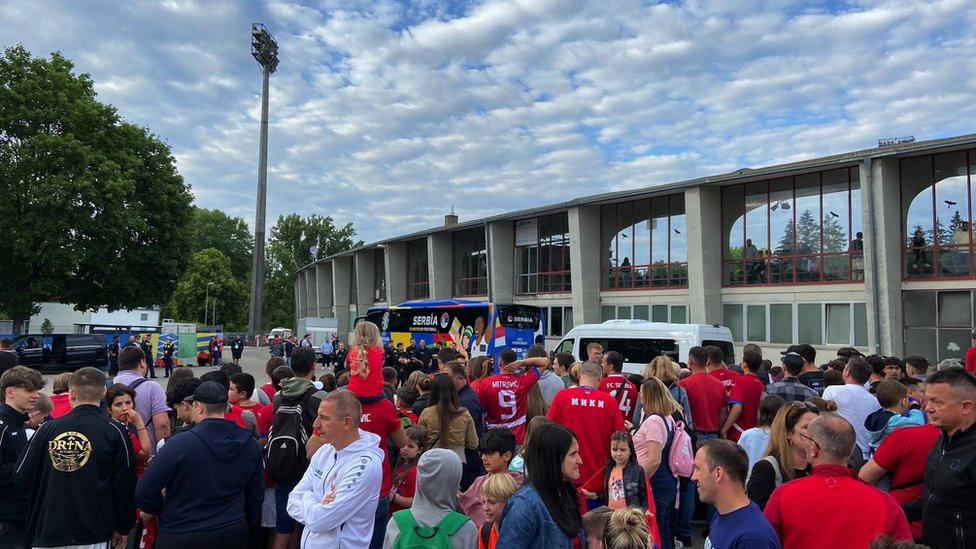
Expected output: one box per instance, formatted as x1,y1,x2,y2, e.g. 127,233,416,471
702,340,735,365
580,338,678,365
556,339,575,355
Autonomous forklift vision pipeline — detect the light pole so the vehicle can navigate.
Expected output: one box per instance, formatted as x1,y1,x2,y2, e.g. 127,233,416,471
248,23,279,334
205,281,213,326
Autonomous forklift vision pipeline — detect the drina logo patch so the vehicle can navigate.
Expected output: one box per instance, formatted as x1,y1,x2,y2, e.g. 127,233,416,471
48,431,92,472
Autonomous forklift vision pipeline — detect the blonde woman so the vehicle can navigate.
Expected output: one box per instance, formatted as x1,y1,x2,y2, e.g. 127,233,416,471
345,321,384,397
746,400,818,509
632,377,682,549
634,356,692,427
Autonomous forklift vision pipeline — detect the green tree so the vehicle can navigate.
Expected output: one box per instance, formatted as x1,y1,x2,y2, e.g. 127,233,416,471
0,46,192,332
187,206,253,280
263,214,362,329
168,248,248,329
40,318,53,334
822,213,847,253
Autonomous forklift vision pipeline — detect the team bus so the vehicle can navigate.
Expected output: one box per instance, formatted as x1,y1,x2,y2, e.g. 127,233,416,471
361,300,544,360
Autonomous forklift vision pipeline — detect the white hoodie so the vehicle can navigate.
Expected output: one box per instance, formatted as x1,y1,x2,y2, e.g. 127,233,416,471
287,429,384,548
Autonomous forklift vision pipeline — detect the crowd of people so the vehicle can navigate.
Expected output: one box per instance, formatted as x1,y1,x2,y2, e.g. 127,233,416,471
1,325,975,549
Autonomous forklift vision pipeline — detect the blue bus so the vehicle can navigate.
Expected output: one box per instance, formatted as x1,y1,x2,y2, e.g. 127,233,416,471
362,300,544,360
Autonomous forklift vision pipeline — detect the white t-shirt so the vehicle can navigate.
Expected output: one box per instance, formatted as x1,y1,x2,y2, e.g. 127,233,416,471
737,426,770,470
822,383,881,459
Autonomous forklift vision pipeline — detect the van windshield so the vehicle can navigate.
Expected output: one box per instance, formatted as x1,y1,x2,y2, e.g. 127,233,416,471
579,338,678,364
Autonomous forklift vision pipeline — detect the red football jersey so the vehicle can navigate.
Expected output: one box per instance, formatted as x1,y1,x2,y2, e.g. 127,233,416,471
727,373,764,442
547,386,625,487
598,374,639,424
710,368,740,398
478,368,540,444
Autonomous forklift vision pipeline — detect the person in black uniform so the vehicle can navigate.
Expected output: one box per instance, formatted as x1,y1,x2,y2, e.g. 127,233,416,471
0,366,46,547
140,336,156,378
108,336,121,376
231,335,245,365
14,367,136,549
333,341,348,373
162,338,176,378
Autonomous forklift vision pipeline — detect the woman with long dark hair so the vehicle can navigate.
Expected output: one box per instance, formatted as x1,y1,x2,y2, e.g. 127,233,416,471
497,423,585,548
417,373,477,464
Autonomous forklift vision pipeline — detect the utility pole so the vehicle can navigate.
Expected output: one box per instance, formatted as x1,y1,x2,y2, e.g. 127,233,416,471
248,23,279,334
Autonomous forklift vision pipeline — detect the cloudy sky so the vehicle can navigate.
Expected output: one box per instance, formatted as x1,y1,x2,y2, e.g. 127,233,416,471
3,0,974,243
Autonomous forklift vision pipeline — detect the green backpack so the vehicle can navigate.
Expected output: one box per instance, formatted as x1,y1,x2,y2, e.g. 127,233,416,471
391,509,469,549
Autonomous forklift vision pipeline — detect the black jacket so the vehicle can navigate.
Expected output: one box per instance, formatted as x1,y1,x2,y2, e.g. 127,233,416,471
15,404,136,546
903,422,976,549
599,461,649,510
0,402,30,524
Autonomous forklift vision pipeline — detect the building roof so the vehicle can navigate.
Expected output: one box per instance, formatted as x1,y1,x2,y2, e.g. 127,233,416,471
298,132,976,274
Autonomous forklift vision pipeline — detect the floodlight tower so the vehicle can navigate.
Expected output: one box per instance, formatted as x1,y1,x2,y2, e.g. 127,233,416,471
248,23,279,334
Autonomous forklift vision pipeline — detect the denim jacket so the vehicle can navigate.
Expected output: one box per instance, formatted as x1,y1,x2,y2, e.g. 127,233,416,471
497,485,586,549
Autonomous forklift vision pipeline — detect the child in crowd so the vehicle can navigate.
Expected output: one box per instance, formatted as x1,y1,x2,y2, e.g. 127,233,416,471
345,321,386,398
583,506,615,549
458,428,524,528
391,426,428,514
477,473,518,549
509,415,551,473
25,393,52,437
603,508,650,549
583,431,649,512
738,395,786,470
397,387,420,425
900,377,925,403
865,379,926,452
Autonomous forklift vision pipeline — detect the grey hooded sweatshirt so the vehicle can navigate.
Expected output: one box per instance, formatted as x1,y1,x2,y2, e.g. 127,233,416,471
383,448,479,549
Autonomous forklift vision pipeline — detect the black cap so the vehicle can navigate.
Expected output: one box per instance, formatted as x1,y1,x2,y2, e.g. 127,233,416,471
781,352,804,370
183,380,228,404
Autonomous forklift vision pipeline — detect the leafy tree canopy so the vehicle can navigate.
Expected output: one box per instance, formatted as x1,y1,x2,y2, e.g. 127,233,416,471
168,248,248,329
187,206,253,279
0,45,192,331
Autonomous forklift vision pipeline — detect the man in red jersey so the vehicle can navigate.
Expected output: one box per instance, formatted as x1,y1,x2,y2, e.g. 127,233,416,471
599,351,639,424
707,345,739,399
721,351,765,442
548,361,625,489
680,346,727,440
765,414,911,548
859,423,940,540
478,348,540,445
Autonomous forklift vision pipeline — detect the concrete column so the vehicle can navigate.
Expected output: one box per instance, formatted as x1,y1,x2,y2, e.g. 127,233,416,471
385,242,408,306
354,250,376,315
488,221,515,303
686,186,723,324
305,267,317,318
864,157,903,356
429,232,453,299
315,262,334,317
569,206,601,324
294,271,305,327
333,255,352,340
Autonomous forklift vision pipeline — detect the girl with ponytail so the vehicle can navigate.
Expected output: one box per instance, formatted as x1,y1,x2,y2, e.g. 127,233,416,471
344,320,385,398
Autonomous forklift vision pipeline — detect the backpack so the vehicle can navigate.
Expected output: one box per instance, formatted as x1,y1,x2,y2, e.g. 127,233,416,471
663,414,695,479
265,386,320,483
101,376,148,413
392,510,469,549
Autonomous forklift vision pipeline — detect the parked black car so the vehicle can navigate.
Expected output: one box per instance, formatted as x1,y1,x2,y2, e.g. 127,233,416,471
8,334,108,373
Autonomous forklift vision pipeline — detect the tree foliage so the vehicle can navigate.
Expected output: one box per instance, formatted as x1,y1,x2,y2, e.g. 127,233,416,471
187,206,253,279
263,214,362,329
0,46,192,331
168,248,248,328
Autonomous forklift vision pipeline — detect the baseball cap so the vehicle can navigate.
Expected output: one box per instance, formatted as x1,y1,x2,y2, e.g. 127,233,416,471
781,352,804,370
183,380,228,404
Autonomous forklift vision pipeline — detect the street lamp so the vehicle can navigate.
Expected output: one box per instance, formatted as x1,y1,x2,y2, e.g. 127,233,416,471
205,281,213,326
248,23,279,334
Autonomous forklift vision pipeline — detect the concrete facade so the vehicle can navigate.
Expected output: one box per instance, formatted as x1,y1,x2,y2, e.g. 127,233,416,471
294,134,976,362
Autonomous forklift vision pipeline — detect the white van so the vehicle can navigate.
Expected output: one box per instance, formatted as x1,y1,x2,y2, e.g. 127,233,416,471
552,320,735,375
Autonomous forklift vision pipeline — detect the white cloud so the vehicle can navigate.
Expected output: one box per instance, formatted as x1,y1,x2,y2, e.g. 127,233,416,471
3,0,975,244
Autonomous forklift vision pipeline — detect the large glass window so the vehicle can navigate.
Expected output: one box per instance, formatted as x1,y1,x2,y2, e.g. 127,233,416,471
723,167,861,285
602,194,687,289
903,290,974,363
902,149,976,279
406,239,429,299
452,228,487,297
723,301,866,347
515,214,571,294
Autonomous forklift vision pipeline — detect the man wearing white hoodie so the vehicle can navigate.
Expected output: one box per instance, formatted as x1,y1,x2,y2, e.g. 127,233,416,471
287,390,384,548
383,448,479,548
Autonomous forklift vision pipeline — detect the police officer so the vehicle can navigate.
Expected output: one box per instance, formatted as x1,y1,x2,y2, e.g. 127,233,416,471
162,337,176,378
140,336,156,378
231,335,244,365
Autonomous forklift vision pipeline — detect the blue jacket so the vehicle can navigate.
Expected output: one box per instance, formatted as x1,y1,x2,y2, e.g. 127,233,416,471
135,418,264,533
498,485,585,549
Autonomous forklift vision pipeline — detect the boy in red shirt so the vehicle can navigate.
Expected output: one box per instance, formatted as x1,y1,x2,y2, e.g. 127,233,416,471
477,349,540,445
707,345,739,398
598,351,639,424
229,373,271,441
721,351,765,442
679,346,728,436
